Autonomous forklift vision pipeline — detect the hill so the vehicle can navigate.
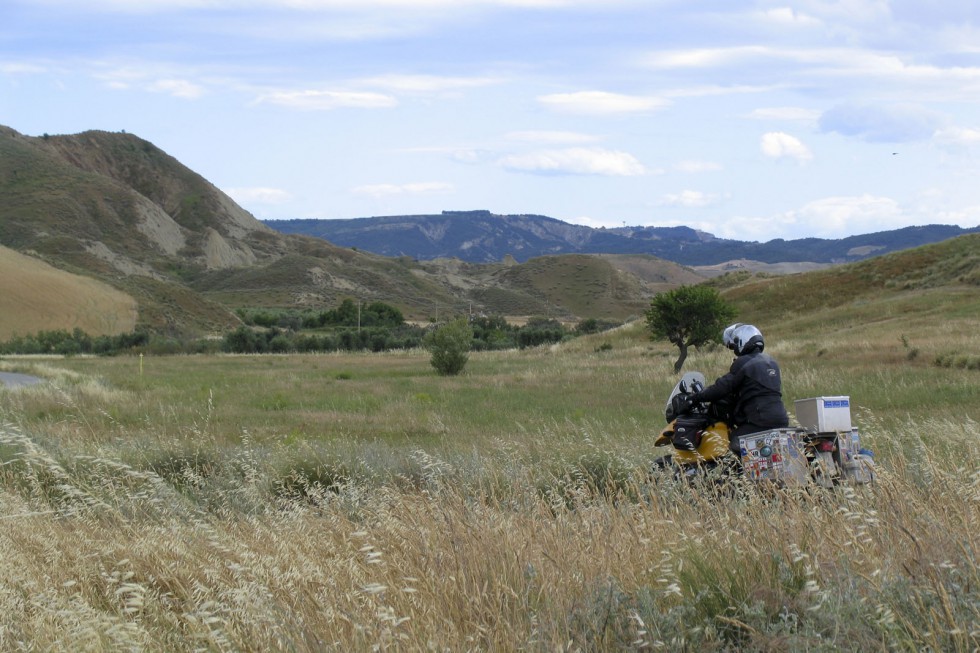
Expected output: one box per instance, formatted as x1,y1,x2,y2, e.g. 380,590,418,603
4,123,977,338
714,233,980,359
0,244,137,339
265,210,979,266
1,126,689,331
0,125,291,333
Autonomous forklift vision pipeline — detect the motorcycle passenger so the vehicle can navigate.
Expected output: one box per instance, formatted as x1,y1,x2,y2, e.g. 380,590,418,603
721,322,743,352
685,324,789,455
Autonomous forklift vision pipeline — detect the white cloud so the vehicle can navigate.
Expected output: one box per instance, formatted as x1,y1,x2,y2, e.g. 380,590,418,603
359,74,504,93
660,190,721,208
350,182,454,197
674,160,722,173
225,187,293,204
930,205,980,227
498,147,647,176
645,46,771,69
56,0,638,9
706,195,908,241
664,84,775,99
760,132,813,163
933,125,980,145
565,214,624,229
819,103,943,142
643,45,980,99
755,7,822,28
93,65,206,98
746,107,821,123
0,62,48,74
450,149,485,164
147,78,206,99
790,0,891,24
505,130,600,144
537,91,668,115
785,194,905,238
255,89,397,110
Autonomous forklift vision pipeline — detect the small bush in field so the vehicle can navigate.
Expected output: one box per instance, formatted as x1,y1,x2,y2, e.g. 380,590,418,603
425,317,473,376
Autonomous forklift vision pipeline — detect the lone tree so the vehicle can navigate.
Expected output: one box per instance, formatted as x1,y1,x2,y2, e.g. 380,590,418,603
646,285,736,373
425,317,473,376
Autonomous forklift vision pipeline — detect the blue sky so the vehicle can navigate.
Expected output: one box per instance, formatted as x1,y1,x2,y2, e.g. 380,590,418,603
2,0,979,241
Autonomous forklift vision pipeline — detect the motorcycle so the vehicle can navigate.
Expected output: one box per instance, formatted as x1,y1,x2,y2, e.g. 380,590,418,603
653,372,875,487
651,371,738,482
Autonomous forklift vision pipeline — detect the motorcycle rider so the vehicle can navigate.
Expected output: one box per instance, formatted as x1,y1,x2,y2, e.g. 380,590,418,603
676,324,789,455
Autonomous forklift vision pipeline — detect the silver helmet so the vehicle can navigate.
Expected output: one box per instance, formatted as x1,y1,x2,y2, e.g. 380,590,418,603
722,322,744,350
732,324,764,355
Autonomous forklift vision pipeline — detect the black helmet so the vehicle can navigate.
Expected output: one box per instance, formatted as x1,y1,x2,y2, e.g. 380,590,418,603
732,324,764,355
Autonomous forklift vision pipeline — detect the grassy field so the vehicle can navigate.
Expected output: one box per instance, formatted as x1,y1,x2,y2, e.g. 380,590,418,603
0,245,138,340
0,312,977,651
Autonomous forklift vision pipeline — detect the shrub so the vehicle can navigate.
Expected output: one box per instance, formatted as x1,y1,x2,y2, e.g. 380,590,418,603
425,317,473,376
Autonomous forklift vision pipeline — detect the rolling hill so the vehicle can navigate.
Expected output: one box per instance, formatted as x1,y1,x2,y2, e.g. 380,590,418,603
3,123,978,339
714,232,980,355
1,125,698,332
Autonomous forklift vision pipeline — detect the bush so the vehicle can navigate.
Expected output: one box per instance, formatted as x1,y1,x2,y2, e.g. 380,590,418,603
425,318,473,376
517,317,568,349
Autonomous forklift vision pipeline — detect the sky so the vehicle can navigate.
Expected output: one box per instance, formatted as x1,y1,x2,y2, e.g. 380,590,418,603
2,0,980,241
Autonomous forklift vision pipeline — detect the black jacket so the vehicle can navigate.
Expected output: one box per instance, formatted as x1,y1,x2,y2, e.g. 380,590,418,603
693,349,789,431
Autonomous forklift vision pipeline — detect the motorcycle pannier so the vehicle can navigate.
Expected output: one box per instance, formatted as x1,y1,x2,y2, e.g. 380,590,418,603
738,428,809,486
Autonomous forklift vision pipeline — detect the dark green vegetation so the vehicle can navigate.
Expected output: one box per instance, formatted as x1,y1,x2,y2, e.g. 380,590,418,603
645,285,736,372
0,305,612,356
0,329,154,356
424,317,474,375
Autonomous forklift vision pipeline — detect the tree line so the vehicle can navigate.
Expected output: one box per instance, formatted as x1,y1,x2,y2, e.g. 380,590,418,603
0,300,620,356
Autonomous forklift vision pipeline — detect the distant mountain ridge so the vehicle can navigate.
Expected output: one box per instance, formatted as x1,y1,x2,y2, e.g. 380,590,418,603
265,210,980,266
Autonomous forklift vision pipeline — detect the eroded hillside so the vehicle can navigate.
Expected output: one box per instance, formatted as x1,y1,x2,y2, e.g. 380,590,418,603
1,125,687,333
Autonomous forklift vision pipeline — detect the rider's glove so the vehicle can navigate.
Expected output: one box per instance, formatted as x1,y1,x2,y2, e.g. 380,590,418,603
671,393,695,416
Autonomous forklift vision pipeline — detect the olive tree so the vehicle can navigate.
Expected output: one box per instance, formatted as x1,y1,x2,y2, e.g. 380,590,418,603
646,285,736,373
425,317,473,376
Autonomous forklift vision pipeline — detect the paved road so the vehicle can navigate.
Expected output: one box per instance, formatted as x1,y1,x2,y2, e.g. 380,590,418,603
0,372,43,388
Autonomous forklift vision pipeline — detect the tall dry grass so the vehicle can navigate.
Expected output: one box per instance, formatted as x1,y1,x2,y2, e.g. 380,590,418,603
0,246,138,340
0,406,976,649
0,331,978,651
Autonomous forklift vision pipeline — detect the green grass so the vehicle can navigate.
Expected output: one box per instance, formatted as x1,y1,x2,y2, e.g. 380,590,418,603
1,230,979,650
0,320,978,650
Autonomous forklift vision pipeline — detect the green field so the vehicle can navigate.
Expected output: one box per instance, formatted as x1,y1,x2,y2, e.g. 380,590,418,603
0,307,977,651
